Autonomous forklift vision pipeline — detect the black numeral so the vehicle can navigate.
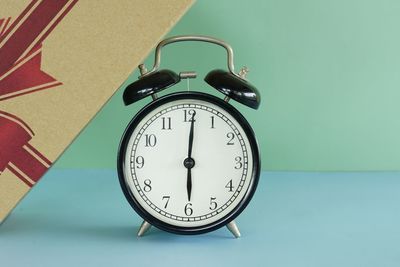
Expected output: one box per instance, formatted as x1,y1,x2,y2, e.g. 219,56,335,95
161,117,171,130
143,179,152,192
145,134,157,147
184,203,193,216
162,196,170,209
210,116,215,129
226,132,235,145
135,156,144,169
184,109,196,122
225,179,234,192
209,197,217,210
234,156,243,169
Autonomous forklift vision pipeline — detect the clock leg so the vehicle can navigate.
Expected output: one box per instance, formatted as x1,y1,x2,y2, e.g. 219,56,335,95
137,220,152,237
226,220,241,238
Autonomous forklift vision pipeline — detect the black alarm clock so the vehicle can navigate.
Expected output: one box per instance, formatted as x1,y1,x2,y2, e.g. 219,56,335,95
117,35,261,238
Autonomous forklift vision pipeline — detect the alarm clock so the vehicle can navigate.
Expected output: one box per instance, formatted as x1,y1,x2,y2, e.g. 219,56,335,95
117,35,261,238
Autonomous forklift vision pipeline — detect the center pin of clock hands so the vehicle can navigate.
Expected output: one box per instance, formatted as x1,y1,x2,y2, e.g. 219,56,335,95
183,112,196,202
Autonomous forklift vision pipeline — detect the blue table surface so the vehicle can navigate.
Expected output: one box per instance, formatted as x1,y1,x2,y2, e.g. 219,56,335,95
1,170,399,267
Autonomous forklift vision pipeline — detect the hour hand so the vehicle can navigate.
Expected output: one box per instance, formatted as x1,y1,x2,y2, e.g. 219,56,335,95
187,167,192,201
183,155,195,201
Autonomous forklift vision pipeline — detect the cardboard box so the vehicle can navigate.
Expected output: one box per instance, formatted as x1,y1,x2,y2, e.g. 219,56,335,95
0,0,193,223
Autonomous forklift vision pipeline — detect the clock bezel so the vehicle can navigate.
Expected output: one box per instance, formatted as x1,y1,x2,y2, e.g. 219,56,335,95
117,91,260,235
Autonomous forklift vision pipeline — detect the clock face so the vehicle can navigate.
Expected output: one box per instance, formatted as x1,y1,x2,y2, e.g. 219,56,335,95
118,92,259,233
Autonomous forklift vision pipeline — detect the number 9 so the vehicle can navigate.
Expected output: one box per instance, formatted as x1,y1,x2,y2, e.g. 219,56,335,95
136,156,144,169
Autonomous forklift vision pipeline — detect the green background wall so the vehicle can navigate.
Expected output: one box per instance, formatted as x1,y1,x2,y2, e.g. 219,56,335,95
55,0,400,171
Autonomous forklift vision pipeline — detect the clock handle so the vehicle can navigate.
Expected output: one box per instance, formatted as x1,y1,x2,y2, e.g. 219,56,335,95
143,35,240,79
124,35,260,109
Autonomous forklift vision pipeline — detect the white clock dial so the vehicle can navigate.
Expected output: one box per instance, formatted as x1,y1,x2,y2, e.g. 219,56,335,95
122,97,255,228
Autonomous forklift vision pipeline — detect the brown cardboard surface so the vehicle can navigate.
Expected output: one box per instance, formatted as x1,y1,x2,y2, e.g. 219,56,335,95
0,0,194,222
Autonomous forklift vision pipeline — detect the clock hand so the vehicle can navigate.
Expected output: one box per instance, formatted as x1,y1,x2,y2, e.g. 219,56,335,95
187,167,192,202
188,113,195,158
184,112,196,202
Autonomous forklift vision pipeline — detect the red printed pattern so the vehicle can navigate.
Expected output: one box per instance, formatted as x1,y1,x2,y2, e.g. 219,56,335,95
0,0,78,187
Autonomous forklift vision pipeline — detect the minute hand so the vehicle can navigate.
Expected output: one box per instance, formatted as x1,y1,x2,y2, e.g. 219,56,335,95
188,113,195,158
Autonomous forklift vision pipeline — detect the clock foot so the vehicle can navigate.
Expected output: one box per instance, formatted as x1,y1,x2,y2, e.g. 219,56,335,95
226,221,241,238
137,220,152,237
